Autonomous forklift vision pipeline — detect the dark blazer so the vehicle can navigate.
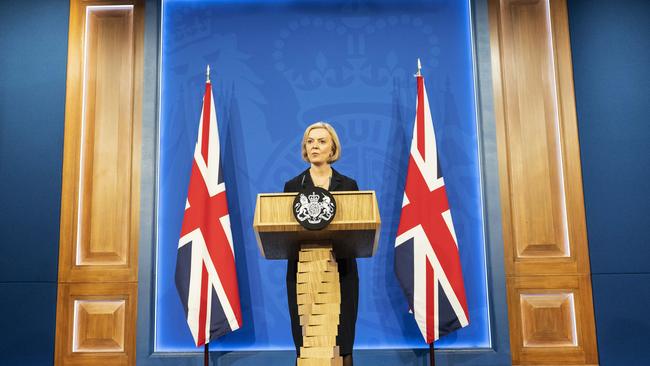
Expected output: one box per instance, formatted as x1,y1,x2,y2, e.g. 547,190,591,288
283,167,359,356
283,167,359,193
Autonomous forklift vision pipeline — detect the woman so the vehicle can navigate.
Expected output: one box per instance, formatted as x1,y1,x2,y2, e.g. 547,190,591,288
283,122,358,366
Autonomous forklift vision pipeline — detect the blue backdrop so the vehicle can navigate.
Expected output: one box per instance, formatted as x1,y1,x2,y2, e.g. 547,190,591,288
156,0,489,352
567,0,650,365
0,0,68,364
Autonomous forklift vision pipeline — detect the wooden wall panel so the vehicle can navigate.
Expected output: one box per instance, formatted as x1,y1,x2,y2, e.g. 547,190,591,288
59,1,142,283
55,283,137,365
507,276,598,364
74,300,126,352
80,8,135,267
501,0,569,260
56,1,144,365
489,0,598,364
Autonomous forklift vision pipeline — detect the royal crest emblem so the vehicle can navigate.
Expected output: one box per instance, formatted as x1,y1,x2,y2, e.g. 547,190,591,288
292,187,336,230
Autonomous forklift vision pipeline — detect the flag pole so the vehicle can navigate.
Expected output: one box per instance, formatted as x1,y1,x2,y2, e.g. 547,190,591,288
417,58,434,366
200,64,210,366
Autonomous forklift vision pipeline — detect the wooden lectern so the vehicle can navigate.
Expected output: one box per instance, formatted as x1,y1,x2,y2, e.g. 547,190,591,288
253,191,380,366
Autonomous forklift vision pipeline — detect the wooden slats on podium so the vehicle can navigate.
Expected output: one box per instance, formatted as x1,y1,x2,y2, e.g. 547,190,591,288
296,245,342,366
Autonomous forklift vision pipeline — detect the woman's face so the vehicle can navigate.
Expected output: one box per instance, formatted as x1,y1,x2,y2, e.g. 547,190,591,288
305,128,333,165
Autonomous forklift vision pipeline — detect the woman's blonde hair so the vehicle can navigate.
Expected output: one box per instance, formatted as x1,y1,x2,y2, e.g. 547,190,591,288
301,121,341,163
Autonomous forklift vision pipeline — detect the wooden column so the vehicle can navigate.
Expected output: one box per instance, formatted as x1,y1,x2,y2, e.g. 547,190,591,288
297,245,342,366
488,0,598,365
55,1,144,365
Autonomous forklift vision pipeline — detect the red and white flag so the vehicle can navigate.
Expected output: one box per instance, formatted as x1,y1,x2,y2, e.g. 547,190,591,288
394,65,469,343
175,70,242,346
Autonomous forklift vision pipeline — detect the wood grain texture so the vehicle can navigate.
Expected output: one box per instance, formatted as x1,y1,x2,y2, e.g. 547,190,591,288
55,1,144,365
79,7,134,266
55,283,137,365
300,313,341,326
253,191,381,259
490,0,592,276
254,191,380,231
506,275,598,364
492,0,571,271
58,0,143,283
520,292,576,347
296,245,342,366
303,336,338,348
300,346,340,358
298,357,343,366
489,0,598,364
73,300,126,352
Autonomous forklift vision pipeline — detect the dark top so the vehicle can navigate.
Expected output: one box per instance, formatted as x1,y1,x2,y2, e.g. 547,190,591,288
283,167,359,193
284,167,359,356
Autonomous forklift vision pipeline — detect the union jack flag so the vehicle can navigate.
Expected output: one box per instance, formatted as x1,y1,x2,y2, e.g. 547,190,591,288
394,70,469,343
175,73,242,346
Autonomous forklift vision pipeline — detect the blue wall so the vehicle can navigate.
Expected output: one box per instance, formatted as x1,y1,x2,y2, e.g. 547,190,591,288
567,0,650,365
0,0,68,364
155,0,490,352
139,1,511,364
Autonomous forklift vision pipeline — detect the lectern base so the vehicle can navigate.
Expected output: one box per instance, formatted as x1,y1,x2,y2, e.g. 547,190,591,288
296,243,343,366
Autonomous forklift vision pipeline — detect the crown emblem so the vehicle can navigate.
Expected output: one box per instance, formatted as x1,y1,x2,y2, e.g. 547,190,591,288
308,192,320,203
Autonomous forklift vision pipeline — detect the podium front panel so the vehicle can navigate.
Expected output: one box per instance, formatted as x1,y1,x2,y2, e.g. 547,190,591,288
254,191,380,259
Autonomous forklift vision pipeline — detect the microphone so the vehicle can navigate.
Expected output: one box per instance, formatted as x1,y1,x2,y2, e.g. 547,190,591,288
301,174,306,189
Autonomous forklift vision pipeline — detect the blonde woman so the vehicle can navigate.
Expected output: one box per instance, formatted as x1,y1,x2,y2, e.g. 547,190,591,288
283,122,359,366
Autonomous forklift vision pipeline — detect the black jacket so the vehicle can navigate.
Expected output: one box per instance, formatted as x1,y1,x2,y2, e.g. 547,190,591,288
283,167,359,193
